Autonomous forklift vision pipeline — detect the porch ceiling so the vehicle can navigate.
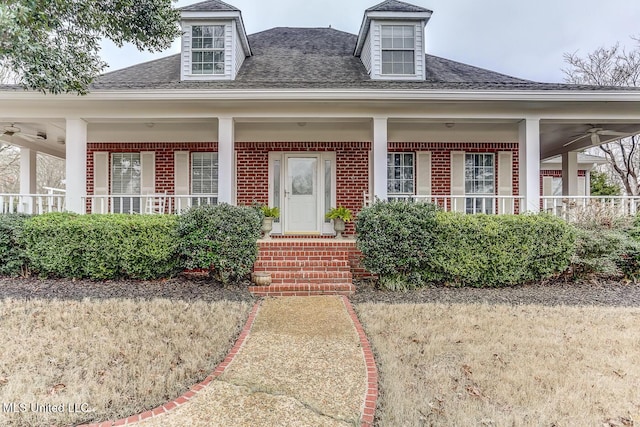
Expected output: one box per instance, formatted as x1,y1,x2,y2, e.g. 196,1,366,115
0,120,66,158
540,121,640,160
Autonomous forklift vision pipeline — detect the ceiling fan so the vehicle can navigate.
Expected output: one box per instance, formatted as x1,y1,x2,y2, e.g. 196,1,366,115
563,126,628,147
1,123,47,142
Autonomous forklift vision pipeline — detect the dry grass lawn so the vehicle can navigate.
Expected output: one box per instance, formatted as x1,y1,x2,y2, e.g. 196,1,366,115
356,303,640,427
0,297,250,427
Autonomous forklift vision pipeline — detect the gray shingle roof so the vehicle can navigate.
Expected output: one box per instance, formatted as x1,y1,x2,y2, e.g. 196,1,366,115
179,0,239,12
3,27,631,92
366,0,432,14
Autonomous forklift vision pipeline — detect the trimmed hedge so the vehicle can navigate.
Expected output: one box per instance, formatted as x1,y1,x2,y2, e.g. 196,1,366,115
177,204,262,283
356,202,576,288
23,213,180,280
0,214,30,277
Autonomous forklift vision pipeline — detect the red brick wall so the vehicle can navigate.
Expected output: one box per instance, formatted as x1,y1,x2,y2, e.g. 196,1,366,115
235,142,370,235
86,142,217,196
539,169,587,193
389,142,520,196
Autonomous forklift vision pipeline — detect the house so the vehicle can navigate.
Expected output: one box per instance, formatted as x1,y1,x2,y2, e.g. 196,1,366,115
2,0,640,236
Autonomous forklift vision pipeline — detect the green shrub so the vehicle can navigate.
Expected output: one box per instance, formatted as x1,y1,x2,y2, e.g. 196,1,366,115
177,204,262,283
571,219,640,280
23,213,180,280
356,201,439,289
356,202,575,288
431,212,575,287
0,214,31,276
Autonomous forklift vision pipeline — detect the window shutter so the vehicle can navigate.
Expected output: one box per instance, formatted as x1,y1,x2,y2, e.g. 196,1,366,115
92,152,108,214
497,151,513,214
450,151,465,212
577,176,586,196
140,152,155,194
174,151,190,195
542,176,553,196
416,151,431,197
140,152,155,213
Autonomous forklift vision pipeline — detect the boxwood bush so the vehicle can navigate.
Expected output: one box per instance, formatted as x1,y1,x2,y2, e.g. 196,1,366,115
356,202,576,288
23,213,180,280
177,204,262,283
0,214,30,277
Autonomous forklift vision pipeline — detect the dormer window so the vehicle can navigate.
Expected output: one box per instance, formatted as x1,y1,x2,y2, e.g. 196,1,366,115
381,25,415,75
191,25,225,75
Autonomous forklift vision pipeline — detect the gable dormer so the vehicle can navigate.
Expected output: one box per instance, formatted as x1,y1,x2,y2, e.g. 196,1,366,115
355,0,432,81
179,0,251,81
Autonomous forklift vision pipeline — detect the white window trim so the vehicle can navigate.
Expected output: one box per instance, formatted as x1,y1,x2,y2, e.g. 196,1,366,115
387,152,415,197
182,20,232,81
381,24,416,76
191,24,225,75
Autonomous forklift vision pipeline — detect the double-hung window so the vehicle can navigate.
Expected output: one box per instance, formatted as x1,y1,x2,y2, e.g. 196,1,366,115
191,25,225,75
191,152,218,205
381,25,415,75
387,153,414,200
465,153,495,214
112,153,141,213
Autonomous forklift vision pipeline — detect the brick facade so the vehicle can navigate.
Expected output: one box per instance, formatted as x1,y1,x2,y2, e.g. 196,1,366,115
86,142,217,197
86,140,520,233
389,142,520,196
235,142,370,235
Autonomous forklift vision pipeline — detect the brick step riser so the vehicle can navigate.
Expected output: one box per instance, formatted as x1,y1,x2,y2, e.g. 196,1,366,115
249,283,356,297
255,260,350,267
258,251,349,261
254,266,350,273
256,256,350,262
271,278,352,285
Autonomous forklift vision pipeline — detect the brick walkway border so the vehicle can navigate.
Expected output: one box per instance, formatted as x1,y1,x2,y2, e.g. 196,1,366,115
77,300,262,427
341,296,379,427
78,296,378,427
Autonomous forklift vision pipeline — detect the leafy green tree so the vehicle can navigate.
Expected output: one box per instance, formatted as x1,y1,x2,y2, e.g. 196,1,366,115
0,0,180,94
590,170,621,196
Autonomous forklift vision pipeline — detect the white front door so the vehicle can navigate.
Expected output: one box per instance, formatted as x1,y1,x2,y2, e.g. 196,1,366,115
284,155,319,233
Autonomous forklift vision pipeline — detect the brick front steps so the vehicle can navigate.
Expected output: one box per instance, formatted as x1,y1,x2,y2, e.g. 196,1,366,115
250,239,359,296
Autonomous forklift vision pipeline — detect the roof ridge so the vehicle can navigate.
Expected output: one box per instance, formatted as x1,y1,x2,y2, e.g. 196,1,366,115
366,0,432,13
179,0,239,12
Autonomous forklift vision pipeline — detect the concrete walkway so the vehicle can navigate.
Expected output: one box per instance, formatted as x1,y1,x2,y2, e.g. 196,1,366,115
82,296,377,427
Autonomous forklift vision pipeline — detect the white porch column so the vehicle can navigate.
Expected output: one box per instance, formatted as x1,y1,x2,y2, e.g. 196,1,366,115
561,151,578,196
218,117,235,205
19,148,37,213
65,119,87,213
518,118,541,212
372,117,388,201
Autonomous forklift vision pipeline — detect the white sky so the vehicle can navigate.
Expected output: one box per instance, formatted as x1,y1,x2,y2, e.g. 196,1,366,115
101,0,640,83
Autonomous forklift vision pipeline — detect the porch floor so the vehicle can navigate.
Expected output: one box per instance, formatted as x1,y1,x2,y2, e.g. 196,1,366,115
250,238,359,296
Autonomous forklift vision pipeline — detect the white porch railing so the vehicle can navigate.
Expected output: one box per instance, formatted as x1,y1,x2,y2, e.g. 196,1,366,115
364,193,525,214
541,196,640,221
82,194,218,214
1,193,66,214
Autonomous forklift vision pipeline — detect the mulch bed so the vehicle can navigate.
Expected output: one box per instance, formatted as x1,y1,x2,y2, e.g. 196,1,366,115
0,274,256,303
350,277,640,307
2,274,639,307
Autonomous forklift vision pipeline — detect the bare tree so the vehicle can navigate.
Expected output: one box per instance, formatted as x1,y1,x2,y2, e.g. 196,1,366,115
0,144,20,193
564,38,640,195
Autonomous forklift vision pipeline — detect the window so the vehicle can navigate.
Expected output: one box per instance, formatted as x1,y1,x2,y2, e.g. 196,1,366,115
191,152,218,205
387,153,414,198
191,25,225,75
381,25,415,75
112,153,141,213
465,153,495,214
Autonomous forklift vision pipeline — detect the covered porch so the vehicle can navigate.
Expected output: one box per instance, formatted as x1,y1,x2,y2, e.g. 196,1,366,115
2,94,640,225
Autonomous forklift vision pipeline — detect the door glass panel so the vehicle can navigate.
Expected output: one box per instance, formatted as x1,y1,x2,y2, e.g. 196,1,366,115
324,159,331,223
290,158,315,195
273,160,280,223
